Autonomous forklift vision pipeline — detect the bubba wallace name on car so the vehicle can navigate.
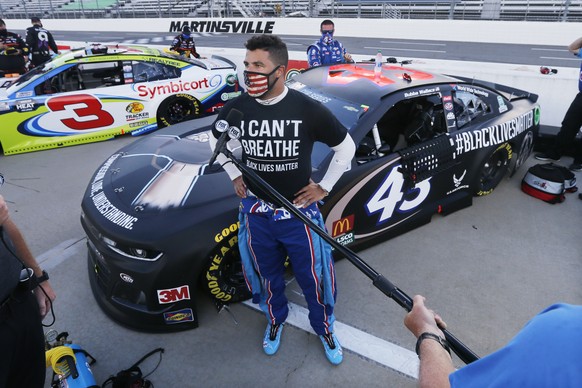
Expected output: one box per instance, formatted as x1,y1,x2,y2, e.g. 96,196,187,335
404,86,440,98
136,78,215,99
454,110,534,155
90,154,139,230
241,120,301,172
169,20,275,34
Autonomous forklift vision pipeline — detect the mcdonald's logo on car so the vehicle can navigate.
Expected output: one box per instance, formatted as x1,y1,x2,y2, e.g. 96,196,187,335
331,214,355,238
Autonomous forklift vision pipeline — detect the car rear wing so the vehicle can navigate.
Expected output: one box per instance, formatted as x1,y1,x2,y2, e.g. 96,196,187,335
449,75,539,103
191,55,237,71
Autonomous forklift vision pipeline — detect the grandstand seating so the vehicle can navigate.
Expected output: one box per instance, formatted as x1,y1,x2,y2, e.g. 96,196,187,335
1,0,581,22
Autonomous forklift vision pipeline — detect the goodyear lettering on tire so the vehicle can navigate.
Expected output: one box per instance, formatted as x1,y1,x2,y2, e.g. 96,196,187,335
205,222,250,303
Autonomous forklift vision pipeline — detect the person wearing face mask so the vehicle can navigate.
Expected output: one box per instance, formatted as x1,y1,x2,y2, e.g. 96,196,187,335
25,17,60,68
0,19,29,77
170,26,201,59
209,34,356,365
307,19,352,68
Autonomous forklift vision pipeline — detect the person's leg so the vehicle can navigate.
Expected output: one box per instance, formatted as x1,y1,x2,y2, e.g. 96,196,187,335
537,92,582,161
281,217,335,335
280,217,343,364
246,214,289,324
1,291,45,388
556,92,582,153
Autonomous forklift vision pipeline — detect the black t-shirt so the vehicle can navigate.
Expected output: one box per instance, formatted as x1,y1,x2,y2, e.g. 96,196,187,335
0,227,23,302
213,89,347,201
0,31,27,73
26,26,58,58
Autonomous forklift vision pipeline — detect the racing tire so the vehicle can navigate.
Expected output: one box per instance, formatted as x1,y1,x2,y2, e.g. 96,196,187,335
157,94,201,128
472,143,512,196
203,237,251,305
512,130,534,175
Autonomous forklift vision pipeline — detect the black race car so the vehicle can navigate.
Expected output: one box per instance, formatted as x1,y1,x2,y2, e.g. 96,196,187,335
81,62,540,332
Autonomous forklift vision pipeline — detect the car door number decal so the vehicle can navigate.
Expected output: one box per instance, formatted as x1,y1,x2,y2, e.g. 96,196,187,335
46,94,115,130
366,167,431,223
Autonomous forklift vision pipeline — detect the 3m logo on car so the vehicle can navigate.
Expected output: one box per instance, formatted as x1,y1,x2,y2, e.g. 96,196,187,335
157,285,190,304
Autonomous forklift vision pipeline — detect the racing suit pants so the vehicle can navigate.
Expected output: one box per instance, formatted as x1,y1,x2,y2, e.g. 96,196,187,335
239,198,336,336
555,91,582,163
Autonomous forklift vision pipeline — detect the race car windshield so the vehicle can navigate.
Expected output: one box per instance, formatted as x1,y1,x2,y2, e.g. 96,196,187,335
6,64,51,92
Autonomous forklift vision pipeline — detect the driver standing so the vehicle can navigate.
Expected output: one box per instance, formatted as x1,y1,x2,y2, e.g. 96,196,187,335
170,26,201,59
307,19,352,68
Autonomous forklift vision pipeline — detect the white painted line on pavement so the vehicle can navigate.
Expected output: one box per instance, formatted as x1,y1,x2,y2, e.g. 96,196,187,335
539,56,580,61
39,239,419,378
38,237,86,271
243,300,419,378
380,41,446,46
365,46,446,54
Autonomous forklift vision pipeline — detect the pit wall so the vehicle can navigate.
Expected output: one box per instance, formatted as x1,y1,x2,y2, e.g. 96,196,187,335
6,17,582,127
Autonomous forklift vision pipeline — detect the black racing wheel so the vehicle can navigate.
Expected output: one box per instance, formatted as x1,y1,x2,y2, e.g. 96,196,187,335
157,94,201,128
473,143,512,196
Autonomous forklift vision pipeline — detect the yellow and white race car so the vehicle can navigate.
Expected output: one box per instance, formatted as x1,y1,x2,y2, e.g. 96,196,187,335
0,43,241,155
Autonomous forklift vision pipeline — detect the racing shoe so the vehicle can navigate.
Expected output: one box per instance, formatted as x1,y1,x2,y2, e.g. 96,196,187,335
535,150,561,162
319,332,343,365
263,323,284,355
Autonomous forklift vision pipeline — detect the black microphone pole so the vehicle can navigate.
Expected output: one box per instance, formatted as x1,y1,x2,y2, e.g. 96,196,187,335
220,147,480,365
209,109,244,168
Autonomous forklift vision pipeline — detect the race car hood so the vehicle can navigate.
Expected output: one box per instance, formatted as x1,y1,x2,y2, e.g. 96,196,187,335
91,129,236,218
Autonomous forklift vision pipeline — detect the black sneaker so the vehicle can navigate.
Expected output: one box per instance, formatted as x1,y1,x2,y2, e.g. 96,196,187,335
535,150,561,162
569,162,582,172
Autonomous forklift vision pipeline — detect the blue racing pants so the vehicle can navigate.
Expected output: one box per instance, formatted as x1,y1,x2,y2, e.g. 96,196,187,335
238,197,337,335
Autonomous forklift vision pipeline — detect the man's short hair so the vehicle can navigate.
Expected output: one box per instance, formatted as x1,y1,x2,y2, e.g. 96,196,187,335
0,19,5,27
31,17,41,23
245,34,288,67
320,19,335,29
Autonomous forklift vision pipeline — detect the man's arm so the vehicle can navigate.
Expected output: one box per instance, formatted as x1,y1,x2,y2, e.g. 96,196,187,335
404,295,455,388
48,32,60,55
208,126,245,197
25,28,34,49
307,45,322,67
568,37,582,55
293,134,355,207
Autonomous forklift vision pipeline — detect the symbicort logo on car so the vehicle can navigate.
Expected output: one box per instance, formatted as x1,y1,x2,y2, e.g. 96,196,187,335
136,75,223,99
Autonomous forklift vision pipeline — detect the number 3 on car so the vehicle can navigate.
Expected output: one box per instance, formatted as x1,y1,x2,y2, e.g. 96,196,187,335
0,43,240,155
46,94,114,131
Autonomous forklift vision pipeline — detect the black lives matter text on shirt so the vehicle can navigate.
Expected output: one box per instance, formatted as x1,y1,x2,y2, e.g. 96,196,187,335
214,90,347,201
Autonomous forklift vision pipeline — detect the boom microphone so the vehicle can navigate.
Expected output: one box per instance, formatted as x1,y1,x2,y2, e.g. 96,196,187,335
209,109,243,167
